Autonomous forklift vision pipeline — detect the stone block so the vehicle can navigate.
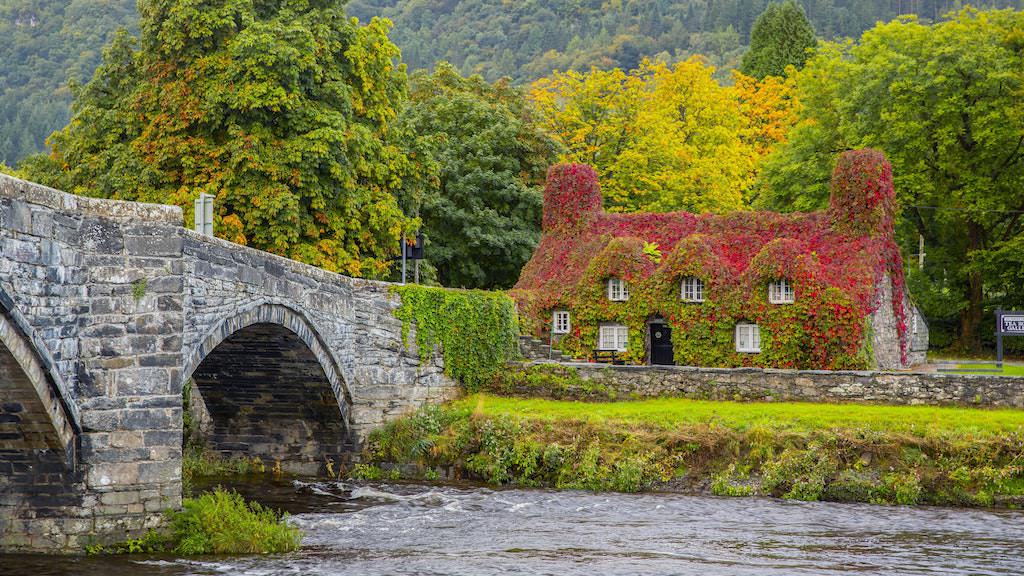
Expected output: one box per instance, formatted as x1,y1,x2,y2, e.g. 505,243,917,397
125,236,183,257
87,462,140,489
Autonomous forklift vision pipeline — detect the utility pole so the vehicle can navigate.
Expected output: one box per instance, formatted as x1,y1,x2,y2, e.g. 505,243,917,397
910,234,925,271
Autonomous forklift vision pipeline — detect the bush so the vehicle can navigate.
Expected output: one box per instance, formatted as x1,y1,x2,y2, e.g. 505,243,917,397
171,488,301,555
87,488,300,555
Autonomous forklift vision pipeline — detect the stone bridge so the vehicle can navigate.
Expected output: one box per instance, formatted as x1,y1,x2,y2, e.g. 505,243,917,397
0,173,456,551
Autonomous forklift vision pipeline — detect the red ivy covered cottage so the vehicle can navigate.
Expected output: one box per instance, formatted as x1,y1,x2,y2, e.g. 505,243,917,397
512,149,928,370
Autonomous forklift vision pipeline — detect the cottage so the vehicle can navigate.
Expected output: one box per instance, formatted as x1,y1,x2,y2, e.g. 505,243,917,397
512,149,928,370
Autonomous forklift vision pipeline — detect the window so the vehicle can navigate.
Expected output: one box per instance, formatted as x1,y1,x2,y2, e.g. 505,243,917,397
681,277,705,302
599,324,629,351
911,313,918,335
553,310,571,334
735,323,761,353
768,279,795,304
607,278,629,301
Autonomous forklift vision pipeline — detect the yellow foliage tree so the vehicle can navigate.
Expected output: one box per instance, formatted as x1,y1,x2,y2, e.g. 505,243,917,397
531,58,797,214
731,70,799,159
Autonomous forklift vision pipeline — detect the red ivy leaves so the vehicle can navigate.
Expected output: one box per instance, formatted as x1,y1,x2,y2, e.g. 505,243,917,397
515,150,910,368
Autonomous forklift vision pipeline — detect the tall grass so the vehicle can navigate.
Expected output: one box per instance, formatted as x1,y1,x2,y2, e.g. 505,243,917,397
87,488,300,555
171,488,301,554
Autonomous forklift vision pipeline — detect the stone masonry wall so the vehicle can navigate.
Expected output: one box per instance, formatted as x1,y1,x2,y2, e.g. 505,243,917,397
870,275,928,370
0,173,184,551
512,362,1024,408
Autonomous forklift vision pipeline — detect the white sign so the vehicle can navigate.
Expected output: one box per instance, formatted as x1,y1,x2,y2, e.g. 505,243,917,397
1001,314,1024,335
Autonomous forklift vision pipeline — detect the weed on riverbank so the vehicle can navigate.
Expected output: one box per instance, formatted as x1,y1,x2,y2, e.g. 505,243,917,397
360,394,1024,507
86,488,300,555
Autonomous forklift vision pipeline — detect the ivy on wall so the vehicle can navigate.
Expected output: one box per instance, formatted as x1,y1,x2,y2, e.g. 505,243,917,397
392,285,521,390
513,150,909,369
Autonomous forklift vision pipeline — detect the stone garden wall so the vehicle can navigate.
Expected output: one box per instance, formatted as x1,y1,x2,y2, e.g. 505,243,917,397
508,362,1024,408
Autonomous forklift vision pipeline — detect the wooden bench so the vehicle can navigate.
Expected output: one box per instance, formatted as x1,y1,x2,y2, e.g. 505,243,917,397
591,349,625,365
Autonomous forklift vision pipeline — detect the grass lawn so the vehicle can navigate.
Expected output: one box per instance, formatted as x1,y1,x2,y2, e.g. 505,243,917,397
949,363,1024,376
453,393,1024,437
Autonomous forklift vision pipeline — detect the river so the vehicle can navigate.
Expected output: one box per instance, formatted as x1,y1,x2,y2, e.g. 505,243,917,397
6,479,1024,575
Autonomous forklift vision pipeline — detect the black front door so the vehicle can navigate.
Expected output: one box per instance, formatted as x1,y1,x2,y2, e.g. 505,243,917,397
650,323,674,365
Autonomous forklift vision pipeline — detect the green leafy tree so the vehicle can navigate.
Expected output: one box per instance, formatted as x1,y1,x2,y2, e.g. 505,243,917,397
740,0,817,79
21,0,415,277
758,9,1024,352
398,62,559,289
6,0,1023,165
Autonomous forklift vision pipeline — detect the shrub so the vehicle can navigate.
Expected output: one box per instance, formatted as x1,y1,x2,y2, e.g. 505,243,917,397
87,488,300,555
171,488,301,555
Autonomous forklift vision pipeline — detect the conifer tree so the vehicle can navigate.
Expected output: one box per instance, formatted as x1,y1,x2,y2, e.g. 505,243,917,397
740,0,817,79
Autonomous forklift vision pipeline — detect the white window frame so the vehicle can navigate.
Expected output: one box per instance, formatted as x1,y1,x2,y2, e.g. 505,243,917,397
598,324,628,351
552,310,571,334
607,278,629,301
735,323,761,353
768,279,795,304
681,277,705,302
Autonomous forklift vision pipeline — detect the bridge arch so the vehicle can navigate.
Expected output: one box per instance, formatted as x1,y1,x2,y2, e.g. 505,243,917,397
183,302,354,474
0,285,78,468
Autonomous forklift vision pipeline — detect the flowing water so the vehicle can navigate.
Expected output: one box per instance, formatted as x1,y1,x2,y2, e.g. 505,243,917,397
6,478,1024,575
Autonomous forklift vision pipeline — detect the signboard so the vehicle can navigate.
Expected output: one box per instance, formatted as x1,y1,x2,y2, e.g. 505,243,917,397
999,313,1024,335
403,232,425,260
996,309,1024,365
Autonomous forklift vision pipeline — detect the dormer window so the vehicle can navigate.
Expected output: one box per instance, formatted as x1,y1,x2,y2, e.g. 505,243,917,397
768,279,794,304
681,277,705,302
553,310,571,334
735,323,761,353
607,278,629,301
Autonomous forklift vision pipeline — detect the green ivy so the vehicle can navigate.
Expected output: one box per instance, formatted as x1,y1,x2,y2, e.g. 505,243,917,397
392,285,520,391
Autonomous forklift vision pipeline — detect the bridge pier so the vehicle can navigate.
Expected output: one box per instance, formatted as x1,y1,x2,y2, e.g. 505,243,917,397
0,174,456,552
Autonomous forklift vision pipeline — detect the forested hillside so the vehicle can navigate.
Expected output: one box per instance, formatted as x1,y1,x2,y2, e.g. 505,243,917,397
0,0,136,164
346,0,1022,82
2,0,1021,164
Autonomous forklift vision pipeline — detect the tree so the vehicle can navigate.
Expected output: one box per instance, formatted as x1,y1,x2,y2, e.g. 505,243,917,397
739,0,817,80
530,58,760,214
731,69,799,203
20,0,415,277
398,63,559,289
757,9,1024,352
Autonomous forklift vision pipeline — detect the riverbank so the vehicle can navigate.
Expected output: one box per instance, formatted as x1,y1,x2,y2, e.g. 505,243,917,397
358,394,1024,507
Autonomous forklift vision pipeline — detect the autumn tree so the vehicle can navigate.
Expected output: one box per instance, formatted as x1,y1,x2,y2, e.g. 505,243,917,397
732,70,798,158
740,0,817,80
21,0,414,277
757,9,1024,352
398,63,559,289
530,58,758,214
